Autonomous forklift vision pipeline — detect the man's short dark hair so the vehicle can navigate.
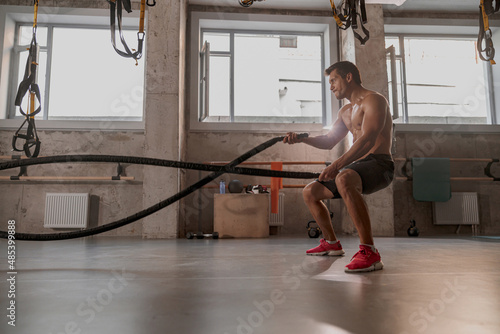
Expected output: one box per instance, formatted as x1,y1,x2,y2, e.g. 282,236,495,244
324,61,362,85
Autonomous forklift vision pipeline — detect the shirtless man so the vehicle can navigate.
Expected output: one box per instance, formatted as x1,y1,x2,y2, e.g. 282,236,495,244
284,61,394,273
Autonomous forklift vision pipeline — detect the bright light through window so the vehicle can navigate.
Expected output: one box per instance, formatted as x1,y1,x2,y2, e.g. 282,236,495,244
49,27,144,120
386,36,490,125
202,31,324,124
12,24,145,121
405,38,487,124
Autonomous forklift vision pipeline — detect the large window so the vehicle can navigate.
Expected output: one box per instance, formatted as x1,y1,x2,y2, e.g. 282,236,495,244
8,23,145,121
190,12,337,131
385,35,493,125
200,30,324,124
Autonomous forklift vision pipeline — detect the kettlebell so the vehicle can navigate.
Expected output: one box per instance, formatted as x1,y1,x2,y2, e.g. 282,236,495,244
307,221,322,238
407,219,419,237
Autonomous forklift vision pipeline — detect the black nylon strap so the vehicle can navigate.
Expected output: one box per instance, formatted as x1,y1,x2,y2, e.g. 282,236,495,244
351,2,358,29
360,0,367,23
14,35,42,117
332,0,370,45
12,31,42,158
122,0,132,13
108,0,145,61
353,14,370,45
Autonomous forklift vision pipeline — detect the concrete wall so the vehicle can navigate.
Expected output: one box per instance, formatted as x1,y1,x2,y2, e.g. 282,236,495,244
393,131,500,236
142,0,186,238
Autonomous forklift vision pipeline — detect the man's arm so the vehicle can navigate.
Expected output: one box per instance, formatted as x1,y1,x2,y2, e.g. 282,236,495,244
283,106,350,150
319,95,387,181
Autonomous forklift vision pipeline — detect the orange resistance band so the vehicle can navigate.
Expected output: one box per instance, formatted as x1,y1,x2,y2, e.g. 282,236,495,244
270,162,283,214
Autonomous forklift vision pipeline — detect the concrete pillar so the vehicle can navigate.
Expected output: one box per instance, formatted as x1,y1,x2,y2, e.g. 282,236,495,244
142,0,186,238
339,4,395,237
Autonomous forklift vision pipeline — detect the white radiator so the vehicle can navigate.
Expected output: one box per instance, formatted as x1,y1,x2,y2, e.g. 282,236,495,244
433,192,479,225
269,193,285,227
44,193,90,228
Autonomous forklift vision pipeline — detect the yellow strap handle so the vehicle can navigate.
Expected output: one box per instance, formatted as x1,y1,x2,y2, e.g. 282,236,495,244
29,92,35,119
33,0,39,28
480,0,496,65
330,0,344,28
139,0,146,33
481,0,490,31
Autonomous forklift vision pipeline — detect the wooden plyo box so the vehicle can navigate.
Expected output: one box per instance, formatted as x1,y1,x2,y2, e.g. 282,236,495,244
213,193,269,238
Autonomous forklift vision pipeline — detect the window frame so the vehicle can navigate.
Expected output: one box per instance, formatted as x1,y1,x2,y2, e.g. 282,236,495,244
386,33,495,125
189,11,338,133
0,5,145,131
385,18,500,133
200,28,326,125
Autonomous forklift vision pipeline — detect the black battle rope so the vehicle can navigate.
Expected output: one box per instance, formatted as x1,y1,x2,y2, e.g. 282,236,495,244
330,0,370,45
108,0,154,64
0,155,320,180
12,0,42,158
0,134,312,241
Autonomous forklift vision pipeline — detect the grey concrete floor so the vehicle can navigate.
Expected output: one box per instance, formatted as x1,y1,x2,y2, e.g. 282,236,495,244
1,236,499,334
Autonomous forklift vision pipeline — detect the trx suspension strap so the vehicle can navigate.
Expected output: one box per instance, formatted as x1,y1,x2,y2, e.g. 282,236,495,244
478,0,499,64
330,0,370,45
12,0,42,158
108,0,154,65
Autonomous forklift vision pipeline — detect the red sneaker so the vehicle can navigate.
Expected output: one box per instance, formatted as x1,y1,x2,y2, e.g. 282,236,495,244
345,245,384,273
306,239,345,256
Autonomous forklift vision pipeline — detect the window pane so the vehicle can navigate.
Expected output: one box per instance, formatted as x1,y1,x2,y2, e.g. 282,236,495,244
404,38,487,124
234,33,322,123
19,25,47,47
203,32,230,52
208,56,230,119
15,50,47,119
385,37,399,55
49,27,144,120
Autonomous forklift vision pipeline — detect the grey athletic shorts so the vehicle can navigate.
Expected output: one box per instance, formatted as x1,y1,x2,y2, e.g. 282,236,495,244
317,154,394,199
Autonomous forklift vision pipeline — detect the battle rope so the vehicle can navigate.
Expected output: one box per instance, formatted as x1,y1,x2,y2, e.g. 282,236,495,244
0,134,315,241
330,0,370,45
12,0,42,158
478,0,499,64
108,0,154,65
0,155,319,180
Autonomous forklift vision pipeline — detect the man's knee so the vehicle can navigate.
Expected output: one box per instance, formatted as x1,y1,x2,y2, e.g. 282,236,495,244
302,183,315,202
335,169,362,193
303,182,326,203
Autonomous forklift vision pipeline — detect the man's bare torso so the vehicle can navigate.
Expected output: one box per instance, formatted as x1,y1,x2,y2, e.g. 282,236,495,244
340,91,393,159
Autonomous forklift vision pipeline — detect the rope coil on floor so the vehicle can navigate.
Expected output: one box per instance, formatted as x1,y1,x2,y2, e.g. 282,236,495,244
0,135,316,241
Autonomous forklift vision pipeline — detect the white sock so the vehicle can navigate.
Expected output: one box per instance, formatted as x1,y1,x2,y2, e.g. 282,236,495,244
326,239,338,244
361,244,376,252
